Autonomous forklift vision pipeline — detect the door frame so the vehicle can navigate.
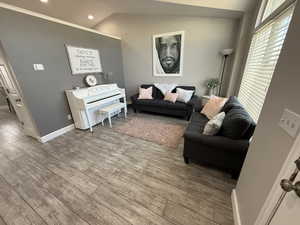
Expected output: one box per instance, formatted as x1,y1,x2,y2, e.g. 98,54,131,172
0,64,17,94
0,61,40,138
254,133,300,225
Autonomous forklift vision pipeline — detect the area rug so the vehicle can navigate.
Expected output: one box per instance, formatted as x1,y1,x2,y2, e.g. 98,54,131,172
114,117,186,149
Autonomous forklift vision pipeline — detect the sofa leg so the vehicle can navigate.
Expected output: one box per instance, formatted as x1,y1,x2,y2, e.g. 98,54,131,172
184,156,189,164
134,108,137,113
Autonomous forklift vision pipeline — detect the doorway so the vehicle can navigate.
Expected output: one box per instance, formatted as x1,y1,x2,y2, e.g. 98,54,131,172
0,54,39,140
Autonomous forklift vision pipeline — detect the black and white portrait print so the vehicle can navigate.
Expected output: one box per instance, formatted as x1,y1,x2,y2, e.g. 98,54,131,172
153,31,184,77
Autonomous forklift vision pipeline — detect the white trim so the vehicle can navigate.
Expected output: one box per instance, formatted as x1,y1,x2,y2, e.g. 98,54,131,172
0,2,121,40
232,189,242,225
254,133,300,225
39,124,75,143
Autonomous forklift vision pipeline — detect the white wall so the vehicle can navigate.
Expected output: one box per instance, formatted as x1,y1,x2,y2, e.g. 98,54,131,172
236,1,300,225
95,14,239,97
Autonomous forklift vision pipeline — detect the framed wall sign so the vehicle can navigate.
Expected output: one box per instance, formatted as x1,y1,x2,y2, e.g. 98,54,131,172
66,45,103,75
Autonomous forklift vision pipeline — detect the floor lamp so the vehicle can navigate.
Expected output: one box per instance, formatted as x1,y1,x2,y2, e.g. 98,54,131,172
218,49,233,96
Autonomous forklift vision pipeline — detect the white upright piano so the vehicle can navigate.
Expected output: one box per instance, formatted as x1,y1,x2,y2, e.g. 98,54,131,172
65,84,126,131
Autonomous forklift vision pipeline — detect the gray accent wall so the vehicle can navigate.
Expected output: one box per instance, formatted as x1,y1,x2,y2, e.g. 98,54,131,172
0,8,124,136
95,14,239,97
236,1,300,225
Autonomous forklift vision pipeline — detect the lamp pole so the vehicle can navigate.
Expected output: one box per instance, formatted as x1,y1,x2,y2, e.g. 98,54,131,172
218,49,233,96
219,54,228,96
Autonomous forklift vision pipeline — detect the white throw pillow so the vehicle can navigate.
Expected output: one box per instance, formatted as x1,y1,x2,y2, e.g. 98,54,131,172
203,112,225,136
138,87,153,99
176,88,194,103
154,83,177,96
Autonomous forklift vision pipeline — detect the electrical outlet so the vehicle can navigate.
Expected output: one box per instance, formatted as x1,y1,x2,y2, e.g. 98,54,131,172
67,114,72,121
279,109,300,138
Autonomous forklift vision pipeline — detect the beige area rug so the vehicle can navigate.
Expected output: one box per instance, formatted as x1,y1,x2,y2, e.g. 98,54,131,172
114,117,186,149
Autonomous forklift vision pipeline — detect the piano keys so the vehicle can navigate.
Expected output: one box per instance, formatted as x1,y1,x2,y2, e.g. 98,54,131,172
65,83,127,132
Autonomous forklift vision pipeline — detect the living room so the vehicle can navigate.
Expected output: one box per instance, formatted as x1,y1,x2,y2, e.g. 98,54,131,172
0,0,299,225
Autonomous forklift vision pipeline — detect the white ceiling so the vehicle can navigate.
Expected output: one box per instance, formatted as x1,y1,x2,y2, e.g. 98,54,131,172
155,0,256,12
1,0,257,28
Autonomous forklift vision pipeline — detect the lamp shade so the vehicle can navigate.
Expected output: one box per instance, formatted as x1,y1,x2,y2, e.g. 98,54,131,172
221,49,234,56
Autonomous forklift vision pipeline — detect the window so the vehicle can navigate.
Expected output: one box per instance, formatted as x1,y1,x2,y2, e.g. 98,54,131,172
263,0,286,20
238,2,294,122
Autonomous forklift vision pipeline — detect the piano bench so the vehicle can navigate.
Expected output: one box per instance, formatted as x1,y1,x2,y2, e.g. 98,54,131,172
99,102,127,128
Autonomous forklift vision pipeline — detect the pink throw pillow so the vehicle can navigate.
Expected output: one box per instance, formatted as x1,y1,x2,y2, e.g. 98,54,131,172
201,96,228,119
164,92,178,103
138,87,153,100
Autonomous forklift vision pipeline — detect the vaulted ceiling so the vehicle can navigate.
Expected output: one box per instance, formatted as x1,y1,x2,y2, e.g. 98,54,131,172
1,0,258,28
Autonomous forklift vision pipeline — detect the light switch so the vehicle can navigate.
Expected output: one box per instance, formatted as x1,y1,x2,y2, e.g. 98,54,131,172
278,109,300,138
37,64,45,70
33,64,45,71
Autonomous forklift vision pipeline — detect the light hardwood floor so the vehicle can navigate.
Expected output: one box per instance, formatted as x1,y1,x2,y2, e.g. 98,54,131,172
0,107,236,225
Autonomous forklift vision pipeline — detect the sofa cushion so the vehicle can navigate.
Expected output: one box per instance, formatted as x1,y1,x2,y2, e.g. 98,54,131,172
186,112,209,133
220,107,253,140
220,96,256,139
184,130,249,154
134,99,188,110
191,112,208,123
243,121,256,139
221,96,244,113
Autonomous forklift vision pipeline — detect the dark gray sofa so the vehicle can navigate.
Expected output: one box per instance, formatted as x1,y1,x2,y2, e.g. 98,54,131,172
131,84,201,120
183,96,256,179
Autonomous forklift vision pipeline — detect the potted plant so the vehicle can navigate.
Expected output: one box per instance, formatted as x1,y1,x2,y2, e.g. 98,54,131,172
206,78,220,96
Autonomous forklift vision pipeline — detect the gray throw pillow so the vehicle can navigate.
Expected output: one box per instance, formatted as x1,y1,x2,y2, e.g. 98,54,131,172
203,112,226,136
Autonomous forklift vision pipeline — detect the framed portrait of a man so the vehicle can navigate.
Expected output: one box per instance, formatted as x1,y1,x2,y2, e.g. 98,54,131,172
153,31,184,77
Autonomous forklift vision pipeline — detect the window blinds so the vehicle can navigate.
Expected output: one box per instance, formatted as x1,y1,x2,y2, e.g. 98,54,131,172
238,6,294,122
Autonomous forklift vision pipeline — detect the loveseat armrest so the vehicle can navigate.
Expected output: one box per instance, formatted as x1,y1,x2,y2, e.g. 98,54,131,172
131,93,139,103
184,131,249,154
187,95,202,112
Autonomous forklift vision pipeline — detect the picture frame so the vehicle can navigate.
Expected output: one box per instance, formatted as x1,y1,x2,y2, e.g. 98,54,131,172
153,31,185,77
66,45,103,75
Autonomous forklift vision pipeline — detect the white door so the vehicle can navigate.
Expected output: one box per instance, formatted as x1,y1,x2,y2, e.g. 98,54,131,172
0,64,38,138
255,134,300,225
270,170,300,225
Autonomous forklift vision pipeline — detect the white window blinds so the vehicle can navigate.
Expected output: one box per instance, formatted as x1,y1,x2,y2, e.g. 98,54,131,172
238,6,294,122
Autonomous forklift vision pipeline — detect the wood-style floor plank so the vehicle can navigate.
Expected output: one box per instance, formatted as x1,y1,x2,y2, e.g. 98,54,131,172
0,107,235,225
0,175,47,225
0,216,7,225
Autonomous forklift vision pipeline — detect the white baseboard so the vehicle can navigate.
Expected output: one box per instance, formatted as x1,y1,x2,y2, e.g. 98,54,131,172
232,189,242,225
39,124,75,143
